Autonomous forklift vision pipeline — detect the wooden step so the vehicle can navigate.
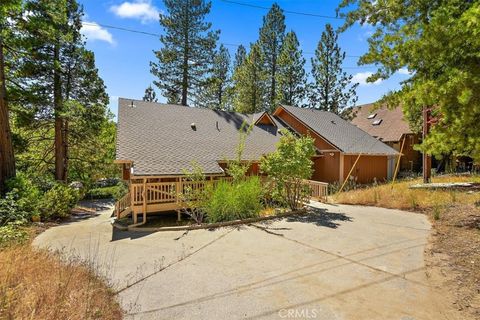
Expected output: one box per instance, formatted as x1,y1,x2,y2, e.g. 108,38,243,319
117,207,132,219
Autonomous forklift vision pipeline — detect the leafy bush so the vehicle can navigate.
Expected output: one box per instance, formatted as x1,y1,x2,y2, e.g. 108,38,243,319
0,221,28,248
40,184,79,219
0,192,29,226
260,130,315,210
205,177,262,223
6,173,42,217
84,182,128,200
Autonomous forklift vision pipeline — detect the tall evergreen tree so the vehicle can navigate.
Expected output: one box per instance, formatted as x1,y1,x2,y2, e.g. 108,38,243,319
308,24,358,118
277,31,307,106
196,44,231,109
143,85,158,102
0,0,20,194
11,0,109,182
259,3,286,111
232,43,266,114
233,45,246,71
150,0,219,106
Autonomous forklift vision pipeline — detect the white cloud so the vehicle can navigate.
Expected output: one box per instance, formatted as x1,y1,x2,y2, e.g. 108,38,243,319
352,71,382,86
110,0,160,23
397,67,413,75
81,21,115,45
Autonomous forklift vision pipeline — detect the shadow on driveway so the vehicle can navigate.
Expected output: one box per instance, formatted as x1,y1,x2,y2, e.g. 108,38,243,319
111,227,156,242
286,207,353,229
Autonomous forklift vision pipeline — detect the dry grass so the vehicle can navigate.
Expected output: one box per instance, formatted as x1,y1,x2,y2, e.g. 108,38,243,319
332,174,480,319
333,175,480,211
0,237,122,320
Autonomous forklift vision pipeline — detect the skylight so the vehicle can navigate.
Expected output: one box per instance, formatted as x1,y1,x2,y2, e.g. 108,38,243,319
372,119,383,126
367,113,377,119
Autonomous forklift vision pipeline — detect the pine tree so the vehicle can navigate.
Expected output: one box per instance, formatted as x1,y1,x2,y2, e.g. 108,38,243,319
11,0,110,182
232,43,266,114
150,0,219,106
196,44,231,109
0,0,20,194
233,45,246,71
143,85,158,102
259,3,286,112
308,24,358,118
277,31,307,106
338,0,480,160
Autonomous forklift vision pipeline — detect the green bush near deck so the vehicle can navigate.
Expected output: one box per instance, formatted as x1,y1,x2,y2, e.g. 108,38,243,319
205,177,263,223
84,182,128,200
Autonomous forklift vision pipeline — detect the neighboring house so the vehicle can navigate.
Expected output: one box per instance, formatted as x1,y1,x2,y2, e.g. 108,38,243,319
351,103,422,172
115,98,397,219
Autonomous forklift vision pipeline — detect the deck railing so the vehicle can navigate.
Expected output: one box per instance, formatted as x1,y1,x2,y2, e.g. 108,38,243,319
119,177,329,215
303,179,329,202
114,192,131,217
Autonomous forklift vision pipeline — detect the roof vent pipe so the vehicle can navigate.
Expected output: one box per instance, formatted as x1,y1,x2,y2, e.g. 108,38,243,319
216,121,219,131
191,123,196,131
130,100,136,108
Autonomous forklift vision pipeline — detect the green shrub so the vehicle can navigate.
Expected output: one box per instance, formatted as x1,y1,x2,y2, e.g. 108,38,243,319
6,173,42,217
260,130,315,210
84,182,128,200
0,192,29,226
206,177,262,223
0,221,28,248
40,184,79,219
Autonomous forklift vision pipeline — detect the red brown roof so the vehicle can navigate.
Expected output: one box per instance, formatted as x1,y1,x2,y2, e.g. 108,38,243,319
351,103,413,142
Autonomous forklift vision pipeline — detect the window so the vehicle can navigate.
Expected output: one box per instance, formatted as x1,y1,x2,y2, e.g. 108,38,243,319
367,113,377,119
372,119,383,125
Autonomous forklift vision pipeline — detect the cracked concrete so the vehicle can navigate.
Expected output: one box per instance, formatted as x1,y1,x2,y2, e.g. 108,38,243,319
33,201,460,320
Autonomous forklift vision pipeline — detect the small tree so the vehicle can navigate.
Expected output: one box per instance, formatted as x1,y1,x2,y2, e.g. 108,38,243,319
260,130,315,210
225,121,253,182
178,162,209,224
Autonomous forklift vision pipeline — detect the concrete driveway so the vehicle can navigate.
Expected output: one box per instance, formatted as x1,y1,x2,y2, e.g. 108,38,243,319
34,201,459,320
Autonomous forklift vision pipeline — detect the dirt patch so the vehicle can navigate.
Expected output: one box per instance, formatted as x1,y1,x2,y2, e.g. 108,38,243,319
425,204,480,319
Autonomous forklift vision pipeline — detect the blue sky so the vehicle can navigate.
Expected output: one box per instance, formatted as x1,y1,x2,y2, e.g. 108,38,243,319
79,0,410,118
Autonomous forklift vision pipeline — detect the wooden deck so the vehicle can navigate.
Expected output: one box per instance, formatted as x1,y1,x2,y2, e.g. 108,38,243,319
114,177,328,224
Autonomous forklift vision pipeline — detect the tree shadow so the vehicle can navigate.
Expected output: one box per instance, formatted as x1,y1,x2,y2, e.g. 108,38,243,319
212,110,250,130
285,207,353,229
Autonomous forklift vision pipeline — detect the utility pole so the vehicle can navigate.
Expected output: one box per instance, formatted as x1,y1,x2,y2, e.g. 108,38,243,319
422,106,432,183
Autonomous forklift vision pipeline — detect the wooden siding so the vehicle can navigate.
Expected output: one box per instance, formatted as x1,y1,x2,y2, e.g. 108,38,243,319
387,134,422,172
275,108,338,151
256,113,276,126
312,152,340,183
343,155,388,183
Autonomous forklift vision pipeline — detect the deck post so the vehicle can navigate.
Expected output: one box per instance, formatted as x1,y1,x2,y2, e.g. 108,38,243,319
142,178,147,223
130,181,136,224
176,177,182,221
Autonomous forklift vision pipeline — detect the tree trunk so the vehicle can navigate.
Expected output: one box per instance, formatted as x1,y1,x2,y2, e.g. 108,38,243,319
0,38,16,195
54,43,67,182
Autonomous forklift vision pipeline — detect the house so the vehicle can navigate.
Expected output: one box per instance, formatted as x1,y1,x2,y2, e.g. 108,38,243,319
114,98,398,221
351,103,422,172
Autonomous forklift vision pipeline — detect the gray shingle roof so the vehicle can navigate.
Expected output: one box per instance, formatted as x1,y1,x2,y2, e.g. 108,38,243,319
116,98,282,176
279,105,398,155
